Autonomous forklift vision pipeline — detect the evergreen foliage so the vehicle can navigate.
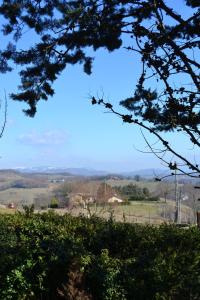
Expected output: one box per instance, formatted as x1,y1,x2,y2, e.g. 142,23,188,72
0,1,200,175
115,184,153,201
0,212,200,299
50,197,59,208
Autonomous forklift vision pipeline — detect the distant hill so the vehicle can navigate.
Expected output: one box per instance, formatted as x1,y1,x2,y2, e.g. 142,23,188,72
1,166,197,184
14,166,72,175
0,169,19,175
12,166,108,177
122,169,166,179
11,166,167,178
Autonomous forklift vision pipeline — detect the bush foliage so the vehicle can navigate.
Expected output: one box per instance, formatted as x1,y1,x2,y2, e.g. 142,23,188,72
0,212,200,299
115,184,159,201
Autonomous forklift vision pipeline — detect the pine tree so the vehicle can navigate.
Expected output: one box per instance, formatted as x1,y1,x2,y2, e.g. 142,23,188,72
0,0,199,176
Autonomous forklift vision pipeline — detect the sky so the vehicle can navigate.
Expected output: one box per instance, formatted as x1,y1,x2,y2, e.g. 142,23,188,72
0,1,198,173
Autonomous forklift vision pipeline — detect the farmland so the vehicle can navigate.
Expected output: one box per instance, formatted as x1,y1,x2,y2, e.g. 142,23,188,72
55,200,194,224
0,187,50,207
0,169,198,224
0,170,199,299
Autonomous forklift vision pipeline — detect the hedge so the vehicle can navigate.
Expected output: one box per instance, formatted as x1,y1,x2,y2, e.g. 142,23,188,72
0,211,200,299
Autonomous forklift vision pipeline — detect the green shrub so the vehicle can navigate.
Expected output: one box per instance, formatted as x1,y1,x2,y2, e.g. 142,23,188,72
0,213,200,299
49,197,59,208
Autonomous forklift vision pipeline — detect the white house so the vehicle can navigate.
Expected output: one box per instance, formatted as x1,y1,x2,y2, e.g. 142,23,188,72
107,196,123,203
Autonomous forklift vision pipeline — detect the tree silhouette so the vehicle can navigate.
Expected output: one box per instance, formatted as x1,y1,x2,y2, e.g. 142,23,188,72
0,0,199,176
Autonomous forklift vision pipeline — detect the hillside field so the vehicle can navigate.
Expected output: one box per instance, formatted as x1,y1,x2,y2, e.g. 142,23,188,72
0,170,197,224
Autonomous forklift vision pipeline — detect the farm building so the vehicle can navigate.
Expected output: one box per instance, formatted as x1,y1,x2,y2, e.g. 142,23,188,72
107,196,123,203
70,193,95,207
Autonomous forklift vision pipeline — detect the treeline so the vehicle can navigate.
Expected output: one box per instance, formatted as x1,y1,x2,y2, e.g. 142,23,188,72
115,184,159,201
0,211,200,299
0,179,47,191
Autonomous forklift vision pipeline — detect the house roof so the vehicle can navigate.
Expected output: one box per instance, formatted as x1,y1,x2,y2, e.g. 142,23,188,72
107,196,123,202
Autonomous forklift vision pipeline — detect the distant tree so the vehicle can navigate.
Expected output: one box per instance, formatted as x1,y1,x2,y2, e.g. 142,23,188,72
52,187,70,207
134,175,141,182
96,182,114,203
158,181,174,202
34,193,52,210
115,183,152,201
143,187,150,198
54,181,99,197
11,179,47,189
50,197,59,209
0,1,199,176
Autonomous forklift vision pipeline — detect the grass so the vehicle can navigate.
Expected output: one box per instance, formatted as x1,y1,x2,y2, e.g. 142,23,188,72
0,199,195,225
0,187,50,207
56,200,194,224
0,207,16,214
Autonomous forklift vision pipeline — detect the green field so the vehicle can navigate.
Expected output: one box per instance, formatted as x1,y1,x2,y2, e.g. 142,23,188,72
55,200,195,224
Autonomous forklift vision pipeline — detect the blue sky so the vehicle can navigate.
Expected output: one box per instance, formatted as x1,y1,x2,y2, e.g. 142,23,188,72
0,1,198,172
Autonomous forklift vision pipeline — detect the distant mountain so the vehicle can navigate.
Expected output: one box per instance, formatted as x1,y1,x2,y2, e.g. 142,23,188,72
14,166,69,174
13,166,109,176
1,166,196,182
13,166,168,178
64,168,108,176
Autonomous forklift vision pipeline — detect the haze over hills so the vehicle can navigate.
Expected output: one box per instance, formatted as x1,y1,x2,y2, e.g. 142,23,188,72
7,166,166,178
12,166,108,176
122,169,166,178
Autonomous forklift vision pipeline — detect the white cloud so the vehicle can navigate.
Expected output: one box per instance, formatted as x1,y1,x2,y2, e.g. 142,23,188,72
17,130,67,146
